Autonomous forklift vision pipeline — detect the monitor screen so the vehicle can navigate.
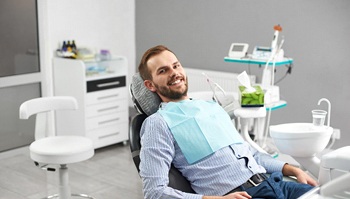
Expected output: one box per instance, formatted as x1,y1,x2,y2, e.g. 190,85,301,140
232,45,244,52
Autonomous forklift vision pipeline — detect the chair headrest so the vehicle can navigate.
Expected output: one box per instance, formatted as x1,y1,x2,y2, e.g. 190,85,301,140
130,73,162,116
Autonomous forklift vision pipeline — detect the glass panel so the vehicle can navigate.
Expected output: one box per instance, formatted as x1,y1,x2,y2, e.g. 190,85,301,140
0,83,41,152
0,0,39,77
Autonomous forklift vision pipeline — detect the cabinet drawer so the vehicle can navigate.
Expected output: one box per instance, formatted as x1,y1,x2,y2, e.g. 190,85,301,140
86,87,127,105
87,76,126,92
87,122,128,149
86,99,127,117
86,111,128,131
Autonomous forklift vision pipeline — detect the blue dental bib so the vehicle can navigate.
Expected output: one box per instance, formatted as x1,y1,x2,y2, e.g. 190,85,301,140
159,100,243,164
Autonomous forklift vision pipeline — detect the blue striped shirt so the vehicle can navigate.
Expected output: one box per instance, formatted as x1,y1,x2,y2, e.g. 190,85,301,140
139,112,286,199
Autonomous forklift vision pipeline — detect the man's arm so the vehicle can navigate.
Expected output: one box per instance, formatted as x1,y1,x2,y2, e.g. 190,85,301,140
249,143,317,186
248,142,285,173
282,164,318,186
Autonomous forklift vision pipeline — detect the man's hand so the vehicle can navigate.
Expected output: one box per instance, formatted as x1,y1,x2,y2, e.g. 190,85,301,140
224,191,252,199
203,191,251,199
282,164,318,186
294,169,318,186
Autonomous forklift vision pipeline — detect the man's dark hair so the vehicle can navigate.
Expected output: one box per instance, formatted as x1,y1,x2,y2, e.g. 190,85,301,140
138,45,174,80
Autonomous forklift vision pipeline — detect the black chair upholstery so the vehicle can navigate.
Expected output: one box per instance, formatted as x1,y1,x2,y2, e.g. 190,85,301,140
129,113,195,193
129,114,147,171
129,72,195,193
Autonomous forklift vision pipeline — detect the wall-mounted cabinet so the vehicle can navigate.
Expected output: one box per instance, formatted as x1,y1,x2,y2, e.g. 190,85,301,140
53,57,129,149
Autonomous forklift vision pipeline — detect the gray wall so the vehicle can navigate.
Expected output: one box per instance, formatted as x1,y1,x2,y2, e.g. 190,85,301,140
135,0,350,149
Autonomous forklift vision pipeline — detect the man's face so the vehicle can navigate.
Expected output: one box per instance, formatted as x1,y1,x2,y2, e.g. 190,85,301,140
144,50,188,102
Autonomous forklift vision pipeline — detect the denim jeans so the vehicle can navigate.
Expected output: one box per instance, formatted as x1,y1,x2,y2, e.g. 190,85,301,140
243,172,314,199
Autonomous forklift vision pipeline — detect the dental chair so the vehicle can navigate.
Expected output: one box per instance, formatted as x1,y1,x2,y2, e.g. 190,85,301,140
129,73,195,193
19,96,95,199
129,73,295,194
129,73,350,198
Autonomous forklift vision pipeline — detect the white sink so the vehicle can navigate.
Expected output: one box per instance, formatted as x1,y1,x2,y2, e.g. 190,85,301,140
270,123,333,157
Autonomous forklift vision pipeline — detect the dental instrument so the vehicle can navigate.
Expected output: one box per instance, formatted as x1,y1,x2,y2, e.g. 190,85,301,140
202,72,227,104
271,24,282,51
202,72,237,120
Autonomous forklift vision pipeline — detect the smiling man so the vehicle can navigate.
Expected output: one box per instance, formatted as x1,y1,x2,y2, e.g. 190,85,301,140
140,47,188,102
137,45,316,199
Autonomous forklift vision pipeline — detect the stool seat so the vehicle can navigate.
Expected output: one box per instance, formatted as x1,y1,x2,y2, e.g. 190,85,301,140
30,136,94,165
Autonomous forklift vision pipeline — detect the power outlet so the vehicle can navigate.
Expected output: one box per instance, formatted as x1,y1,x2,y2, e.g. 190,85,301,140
333,128,341,139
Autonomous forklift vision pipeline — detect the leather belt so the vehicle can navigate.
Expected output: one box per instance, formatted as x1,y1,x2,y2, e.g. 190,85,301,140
225,173,267,195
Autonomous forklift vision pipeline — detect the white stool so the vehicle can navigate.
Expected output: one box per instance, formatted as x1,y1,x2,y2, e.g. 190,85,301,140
19,96,96,199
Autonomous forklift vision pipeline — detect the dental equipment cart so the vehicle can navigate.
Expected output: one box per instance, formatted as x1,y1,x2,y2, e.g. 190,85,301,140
224,56,293,154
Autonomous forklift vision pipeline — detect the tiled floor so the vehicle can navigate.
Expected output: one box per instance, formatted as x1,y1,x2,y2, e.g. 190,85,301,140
0,143,143,199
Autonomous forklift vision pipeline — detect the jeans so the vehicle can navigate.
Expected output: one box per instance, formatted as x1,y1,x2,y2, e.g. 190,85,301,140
243,172,314,199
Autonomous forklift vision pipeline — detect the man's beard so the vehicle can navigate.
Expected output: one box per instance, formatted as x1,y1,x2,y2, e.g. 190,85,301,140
155,78,188,100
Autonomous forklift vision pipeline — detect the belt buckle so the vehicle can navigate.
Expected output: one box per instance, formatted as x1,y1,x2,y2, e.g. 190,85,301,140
248,174,264,187
248,178,261,187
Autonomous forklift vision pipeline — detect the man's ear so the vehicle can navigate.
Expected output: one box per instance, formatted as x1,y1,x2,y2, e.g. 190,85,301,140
144,80,157,92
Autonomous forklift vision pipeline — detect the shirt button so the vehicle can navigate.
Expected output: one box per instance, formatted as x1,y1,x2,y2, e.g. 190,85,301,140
237,154,241,157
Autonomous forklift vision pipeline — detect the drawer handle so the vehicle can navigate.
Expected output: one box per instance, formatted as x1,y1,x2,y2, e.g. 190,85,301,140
98,118,120,125
99,132,120,139
97,81,120,88
97,106,120,113
97,94,119,100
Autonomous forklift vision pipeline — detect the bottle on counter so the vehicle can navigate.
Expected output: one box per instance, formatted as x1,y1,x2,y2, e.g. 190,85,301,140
71,40,77,52
62,41,67,51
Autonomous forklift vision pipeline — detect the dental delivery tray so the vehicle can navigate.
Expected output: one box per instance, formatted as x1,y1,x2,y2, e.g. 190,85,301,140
239,85,264,107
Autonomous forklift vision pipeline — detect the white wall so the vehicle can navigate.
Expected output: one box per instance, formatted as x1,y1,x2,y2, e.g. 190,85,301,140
38,0,135,105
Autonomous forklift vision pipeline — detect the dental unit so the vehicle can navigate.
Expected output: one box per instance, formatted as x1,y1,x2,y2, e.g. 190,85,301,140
269,98,350,198
223,25,350,198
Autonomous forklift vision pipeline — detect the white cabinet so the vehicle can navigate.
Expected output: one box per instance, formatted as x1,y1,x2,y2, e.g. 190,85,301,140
53,57,129,149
